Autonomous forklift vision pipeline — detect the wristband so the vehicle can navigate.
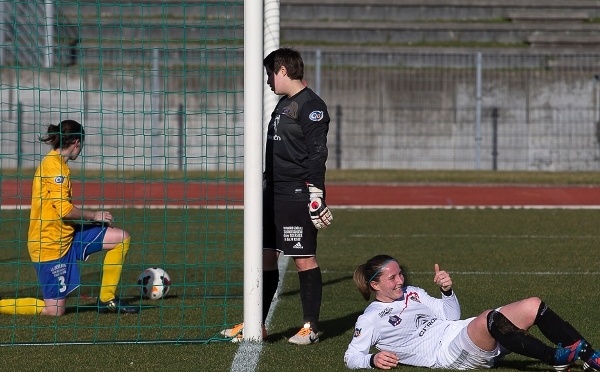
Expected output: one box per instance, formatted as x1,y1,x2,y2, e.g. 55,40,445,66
441,288,453,296
369,354,376,368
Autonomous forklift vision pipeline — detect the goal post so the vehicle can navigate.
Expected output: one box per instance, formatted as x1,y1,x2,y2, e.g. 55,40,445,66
243,0,280,341
243,0,264,342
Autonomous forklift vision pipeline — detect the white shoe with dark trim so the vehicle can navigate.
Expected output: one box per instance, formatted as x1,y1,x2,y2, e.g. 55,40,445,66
288,323,319,345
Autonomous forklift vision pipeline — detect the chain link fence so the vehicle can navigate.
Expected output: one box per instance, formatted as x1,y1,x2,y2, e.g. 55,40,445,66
301,49,600,172
2,48,600,172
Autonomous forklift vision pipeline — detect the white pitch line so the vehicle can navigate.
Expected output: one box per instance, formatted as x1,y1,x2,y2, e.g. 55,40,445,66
347,233,599,239
314,269,600,276
409,271,600,275
230,255,290,372
330,205,600,210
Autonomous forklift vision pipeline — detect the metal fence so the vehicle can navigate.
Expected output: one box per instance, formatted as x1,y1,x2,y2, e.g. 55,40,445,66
299,49,600,172
2,48,600,172
0,0,78,68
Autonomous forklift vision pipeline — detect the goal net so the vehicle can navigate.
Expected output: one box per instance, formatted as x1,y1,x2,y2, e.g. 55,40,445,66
0,0,246,344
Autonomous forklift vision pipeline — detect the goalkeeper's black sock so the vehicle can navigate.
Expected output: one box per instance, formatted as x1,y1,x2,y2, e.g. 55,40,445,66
263,269,279,323
298,267,322,333
487,310,555,364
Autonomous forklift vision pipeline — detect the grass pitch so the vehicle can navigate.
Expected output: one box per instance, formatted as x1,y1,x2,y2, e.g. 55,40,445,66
0,208,599,371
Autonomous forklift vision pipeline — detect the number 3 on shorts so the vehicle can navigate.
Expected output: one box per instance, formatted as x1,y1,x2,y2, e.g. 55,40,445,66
58,276,67,293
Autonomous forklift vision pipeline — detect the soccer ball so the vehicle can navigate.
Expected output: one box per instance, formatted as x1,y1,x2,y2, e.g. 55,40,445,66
137,267,171,300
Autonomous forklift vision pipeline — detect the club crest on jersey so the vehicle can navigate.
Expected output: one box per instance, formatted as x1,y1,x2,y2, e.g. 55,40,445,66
309,110,323,121
388,315,402,326
54,176,65,184
353,328,362,337
408,292,421,303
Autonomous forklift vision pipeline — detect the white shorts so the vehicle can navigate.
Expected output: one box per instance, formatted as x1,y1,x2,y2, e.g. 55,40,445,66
436,318,501,370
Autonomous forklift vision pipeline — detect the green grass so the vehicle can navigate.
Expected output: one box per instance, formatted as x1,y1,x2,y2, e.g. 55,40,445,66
1,208,599,371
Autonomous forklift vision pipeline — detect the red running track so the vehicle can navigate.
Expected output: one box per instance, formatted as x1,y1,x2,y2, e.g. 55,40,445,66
2,180,600,207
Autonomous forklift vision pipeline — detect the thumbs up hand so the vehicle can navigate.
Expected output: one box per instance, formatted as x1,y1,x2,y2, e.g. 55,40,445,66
433,264,453,292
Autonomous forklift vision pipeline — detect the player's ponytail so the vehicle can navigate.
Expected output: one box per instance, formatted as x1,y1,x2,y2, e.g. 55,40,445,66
353,264,371,301
40,119,85,149
353,255,398,301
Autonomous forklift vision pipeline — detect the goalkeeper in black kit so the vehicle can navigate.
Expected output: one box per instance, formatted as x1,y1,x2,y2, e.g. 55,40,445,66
221,47,332,345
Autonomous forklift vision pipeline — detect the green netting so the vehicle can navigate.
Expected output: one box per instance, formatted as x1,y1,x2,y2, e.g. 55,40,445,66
0,0,244,345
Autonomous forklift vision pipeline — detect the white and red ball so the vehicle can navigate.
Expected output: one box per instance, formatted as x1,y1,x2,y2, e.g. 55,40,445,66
137,267,171,300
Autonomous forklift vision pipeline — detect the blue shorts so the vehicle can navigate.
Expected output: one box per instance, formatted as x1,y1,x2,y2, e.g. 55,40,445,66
33,224,107,300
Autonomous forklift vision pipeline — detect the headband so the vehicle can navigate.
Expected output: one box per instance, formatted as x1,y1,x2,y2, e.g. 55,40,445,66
367,259,394,284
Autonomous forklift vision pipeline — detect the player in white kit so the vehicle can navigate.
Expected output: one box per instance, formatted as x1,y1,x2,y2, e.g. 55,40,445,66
344,255,600,371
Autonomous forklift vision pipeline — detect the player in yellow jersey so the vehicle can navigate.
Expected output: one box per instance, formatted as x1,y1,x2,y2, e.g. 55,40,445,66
0,119,138,316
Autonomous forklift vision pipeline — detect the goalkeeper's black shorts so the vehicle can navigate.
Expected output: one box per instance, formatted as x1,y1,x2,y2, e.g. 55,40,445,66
263,195,317,257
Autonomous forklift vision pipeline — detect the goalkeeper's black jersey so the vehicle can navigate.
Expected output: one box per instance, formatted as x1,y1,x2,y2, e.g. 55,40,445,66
265,87,330,198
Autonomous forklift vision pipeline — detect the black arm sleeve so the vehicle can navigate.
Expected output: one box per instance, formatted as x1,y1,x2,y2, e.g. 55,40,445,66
300,99,330,191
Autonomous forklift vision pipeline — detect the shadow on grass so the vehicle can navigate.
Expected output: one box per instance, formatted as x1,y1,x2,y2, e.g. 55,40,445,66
279,274,353,298
266,310,364,343
494,358,548,371
267,274,358,342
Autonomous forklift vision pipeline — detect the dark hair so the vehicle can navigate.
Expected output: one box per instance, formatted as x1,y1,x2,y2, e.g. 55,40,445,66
263,47,304,80
39,119,85,150
353,255,399,301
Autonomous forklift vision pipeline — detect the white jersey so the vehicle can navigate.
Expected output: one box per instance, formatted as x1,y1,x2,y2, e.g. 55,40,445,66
344,285,466,369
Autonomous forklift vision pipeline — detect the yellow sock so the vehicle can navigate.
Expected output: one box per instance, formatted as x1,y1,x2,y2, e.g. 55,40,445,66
99,237,131,302
0,298,44,315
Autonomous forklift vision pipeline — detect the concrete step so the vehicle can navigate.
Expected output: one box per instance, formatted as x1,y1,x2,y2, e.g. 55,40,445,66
65,19,600,58
527,31,600,48
507,11,590,22
61,0,600,23
60,0,243,19
71,44,596,71
76,44,242,68
280,20,600,46
281,0,600,21
51,0,600,68
57,0,600,49
68,18,242,42
66,18,600,47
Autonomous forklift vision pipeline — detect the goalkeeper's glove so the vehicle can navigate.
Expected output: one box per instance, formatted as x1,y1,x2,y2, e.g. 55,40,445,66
307,184,333,229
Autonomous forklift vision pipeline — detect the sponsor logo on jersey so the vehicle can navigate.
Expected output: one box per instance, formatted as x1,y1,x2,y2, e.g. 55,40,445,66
353,328,361,337
50,263,67,277
284,226,304,242
378,307,393,318
267,134,282,141
54,176,65,184
388,315,402,326
418,317,438,337
274,114,281,130
308,110,324,121
267,114,282,141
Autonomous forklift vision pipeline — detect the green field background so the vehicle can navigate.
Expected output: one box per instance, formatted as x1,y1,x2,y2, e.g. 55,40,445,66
0,208,599,371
